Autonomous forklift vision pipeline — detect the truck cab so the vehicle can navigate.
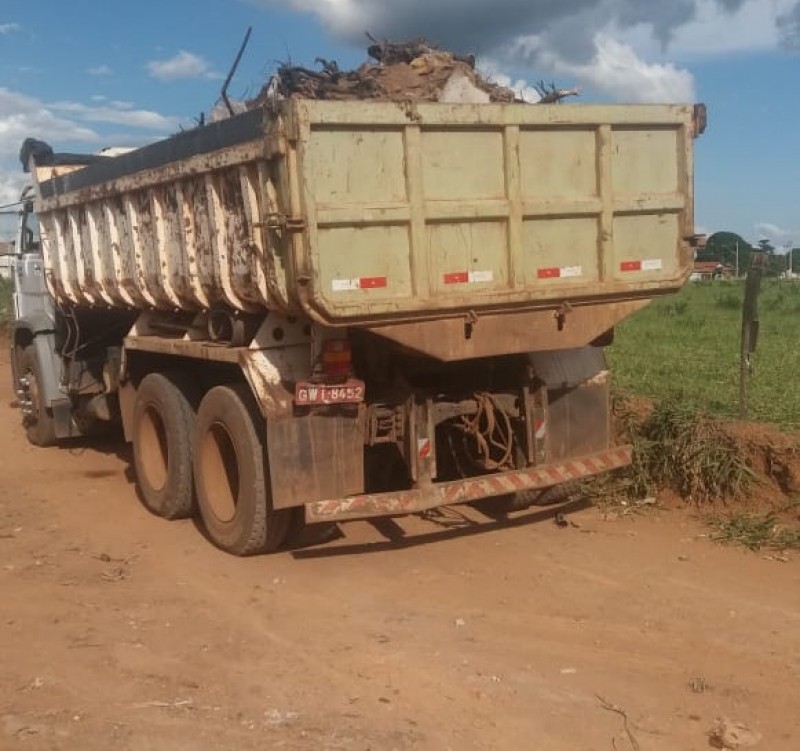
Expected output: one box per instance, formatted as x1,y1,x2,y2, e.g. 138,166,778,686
7,187,63,445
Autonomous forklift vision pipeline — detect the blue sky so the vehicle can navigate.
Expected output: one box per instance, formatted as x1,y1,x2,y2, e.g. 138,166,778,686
1,0,799,250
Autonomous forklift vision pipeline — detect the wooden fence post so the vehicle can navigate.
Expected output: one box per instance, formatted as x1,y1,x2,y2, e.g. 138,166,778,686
739,252,766,418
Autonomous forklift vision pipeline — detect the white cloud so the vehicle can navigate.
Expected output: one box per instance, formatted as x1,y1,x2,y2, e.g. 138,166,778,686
611,0,796,60
0,171,26,205
87,64,113,76
778,0,800,50
0,171,29,240
0,88,178,230
255,0,796,102
0,88,99,158
527,34,696,103
0,22,20,34
147,50,221,81
48,100,179,131
755,222,799,248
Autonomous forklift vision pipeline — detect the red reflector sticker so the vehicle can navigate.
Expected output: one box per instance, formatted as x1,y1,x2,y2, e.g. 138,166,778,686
537,267,560,279
444,271,470,285
620,260,642,272
359,276,388,289
417,438,432,460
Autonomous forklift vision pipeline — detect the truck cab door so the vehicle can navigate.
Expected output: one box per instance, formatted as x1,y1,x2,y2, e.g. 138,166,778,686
13,203,54,325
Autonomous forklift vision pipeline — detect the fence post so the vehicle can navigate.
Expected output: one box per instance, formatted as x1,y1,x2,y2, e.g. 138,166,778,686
739,252,766,418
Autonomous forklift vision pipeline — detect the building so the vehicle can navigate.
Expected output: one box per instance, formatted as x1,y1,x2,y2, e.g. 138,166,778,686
690,260,733,281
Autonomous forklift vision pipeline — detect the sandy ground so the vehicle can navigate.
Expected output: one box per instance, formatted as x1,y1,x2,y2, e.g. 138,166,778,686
1,355,799,751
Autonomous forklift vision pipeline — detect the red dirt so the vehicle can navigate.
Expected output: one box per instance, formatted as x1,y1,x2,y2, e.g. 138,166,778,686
1,347,800,750
726,421,800,499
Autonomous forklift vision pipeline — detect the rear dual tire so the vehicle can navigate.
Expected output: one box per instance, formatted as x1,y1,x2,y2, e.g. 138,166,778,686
193,384,289,556
132,372,198,520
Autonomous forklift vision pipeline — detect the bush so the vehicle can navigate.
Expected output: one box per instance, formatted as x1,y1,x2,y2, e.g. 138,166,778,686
639,400,753,502
593,397,754,508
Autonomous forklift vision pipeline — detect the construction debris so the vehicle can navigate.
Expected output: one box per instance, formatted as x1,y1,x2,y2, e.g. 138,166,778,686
251,37,574,106
534,81,582,104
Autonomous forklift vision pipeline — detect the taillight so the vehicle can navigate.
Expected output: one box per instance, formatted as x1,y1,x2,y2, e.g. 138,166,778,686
322,339,352,378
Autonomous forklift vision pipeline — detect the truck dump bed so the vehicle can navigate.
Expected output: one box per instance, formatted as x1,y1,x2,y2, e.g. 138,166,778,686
33,100,702,353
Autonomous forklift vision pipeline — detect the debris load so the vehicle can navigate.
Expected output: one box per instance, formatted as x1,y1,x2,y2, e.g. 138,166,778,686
252,37,543,106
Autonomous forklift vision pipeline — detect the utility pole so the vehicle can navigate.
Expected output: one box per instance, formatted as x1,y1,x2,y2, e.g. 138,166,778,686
735,240,739,279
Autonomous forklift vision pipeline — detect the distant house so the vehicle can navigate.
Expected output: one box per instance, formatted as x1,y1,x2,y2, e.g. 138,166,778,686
690,260,733,281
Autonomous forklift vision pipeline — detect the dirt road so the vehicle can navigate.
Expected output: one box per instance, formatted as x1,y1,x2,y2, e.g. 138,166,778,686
1,356,799,751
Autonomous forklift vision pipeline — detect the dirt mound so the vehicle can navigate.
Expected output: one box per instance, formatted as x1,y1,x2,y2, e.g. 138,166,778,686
251,38,522,106
613,394,800,505
726,421,800,498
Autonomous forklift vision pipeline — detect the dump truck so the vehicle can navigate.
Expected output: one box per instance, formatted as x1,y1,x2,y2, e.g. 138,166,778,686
7,99,706,555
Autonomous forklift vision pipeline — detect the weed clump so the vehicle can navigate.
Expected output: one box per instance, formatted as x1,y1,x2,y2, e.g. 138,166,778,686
605,397,753,506
710,506,800,551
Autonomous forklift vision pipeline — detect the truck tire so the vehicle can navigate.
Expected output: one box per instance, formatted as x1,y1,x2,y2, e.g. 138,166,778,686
17,346,57,447
193,384,289,556
132,372,198,520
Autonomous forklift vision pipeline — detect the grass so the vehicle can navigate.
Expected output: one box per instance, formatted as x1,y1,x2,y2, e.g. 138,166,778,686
586,397,754,512
709,503,800,551
629,399,753,503
607,279,800,430
0,276,12,334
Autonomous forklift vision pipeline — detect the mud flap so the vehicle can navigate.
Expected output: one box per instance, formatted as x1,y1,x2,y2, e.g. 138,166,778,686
266,410,365,509
527,347,611,460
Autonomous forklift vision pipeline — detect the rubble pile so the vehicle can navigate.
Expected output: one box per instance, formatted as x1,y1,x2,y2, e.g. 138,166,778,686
251,38,521,106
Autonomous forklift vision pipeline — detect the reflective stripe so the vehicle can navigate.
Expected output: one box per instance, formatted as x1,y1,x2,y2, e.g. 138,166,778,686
443,270,494,285
537,265,582,279
621,258,662,272
305,446,633,523
332,276,388,291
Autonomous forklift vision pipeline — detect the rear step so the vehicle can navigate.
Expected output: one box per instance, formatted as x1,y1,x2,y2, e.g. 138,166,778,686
305,446,631,523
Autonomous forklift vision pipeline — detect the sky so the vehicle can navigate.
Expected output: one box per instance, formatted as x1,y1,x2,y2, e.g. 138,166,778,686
1,0,799,250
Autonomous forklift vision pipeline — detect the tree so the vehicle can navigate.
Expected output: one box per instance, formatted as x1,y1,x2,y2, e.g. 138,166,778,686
754,239,793,277
790,248,800,276
700,232,753,276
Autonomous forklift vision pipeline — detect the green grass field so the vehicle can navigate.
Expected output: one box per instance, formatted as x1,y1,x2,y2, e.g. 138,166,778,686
607,279,800,430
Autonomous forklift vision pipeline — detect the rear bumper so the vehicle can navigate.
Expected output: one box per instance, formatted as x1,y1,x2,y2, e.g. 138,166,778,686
304,445,631,524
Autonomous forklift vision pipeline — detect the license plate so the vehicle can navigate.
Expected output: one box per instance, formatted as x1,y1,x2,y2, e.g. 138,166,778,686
295,379,365,406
